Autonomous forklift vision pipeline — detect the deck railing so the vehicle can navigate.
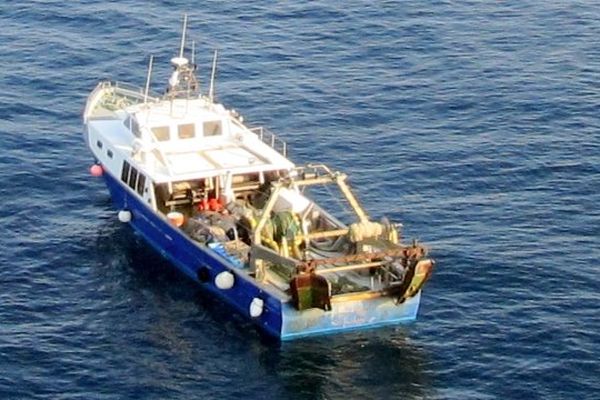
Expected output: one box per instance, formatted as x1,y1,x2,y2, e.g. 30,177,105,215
250,126,288,157
110,81,161,103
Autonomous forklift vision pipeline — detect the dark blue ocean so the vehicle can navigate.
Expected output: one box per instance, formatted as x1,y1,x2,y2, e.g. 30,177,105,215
1,1,599,399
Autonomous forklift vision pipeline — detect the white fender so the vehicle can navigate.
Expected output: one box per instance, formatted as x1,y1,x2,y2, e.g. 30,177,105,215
249,298,264,318
215,271,234,290
118,210,132,223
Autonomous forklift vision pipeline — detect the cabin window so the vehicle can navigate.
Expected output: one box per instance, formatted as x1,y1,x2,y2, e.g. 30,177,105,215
107,149,114,159
203,120,222,137
121,161,131,182
178,123,195,139
121,160,145,195
123,116,141,138
128,168,138,190
131,117,141,138
152,126,170,141
96,140,103,149
136,174,146,195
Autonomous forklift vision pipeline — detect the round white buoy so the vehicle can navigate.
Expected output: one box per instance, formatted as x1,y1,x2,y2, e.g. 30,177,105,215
214,271,234,290
118,210,132,223
249,298,264,318
90,164,103,177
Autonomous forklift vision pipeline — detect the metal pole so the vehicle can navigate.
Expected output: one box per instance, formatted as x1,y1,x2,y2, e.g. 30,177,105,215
144,55,154,104
179,14,188,58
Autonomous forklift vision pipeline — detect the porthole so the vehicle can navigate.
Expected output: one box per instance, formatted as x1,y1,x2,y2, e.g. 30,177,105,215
197,266,210,283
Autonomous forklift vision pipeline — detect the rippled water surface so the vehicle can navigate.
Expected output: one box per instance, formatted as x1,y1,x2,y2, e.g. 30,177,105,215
1,1,599,399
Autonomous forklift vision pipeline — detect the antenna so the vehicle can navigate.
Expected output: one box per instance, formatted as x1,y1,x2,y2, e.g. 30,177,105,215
209,49,218,102
179,14,188,58
144,55,154,103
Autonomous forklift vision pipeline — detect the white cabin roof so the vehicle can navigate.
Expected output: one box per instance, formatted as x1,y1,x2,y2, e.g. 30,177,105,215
87,97,294,183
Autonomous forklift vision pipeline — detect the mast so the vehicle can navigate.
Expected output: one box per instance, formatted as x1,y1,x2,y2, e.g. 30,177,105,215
179,14,188,58
209,49,218,102
144,55,154,103
166,14,199,99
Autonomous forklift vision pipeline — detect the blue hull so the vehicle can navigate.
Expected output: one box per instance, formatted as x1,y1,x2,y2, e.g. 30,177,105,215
101,170,422,340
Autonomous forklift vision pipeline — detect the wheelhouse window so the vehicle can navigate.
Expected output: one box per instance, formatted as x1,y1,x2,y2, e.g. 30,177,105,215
152,126,170,141
136,174,146,195
121,161,131,182
131,117,141,138
121,160,145,195
203,120,222,137
178,123,195,139
129,168,138,189
124,116,141,138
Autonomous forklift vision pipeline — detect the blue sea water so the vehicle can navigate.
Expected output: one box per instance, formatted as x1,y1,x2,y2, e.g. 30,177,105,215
1,1,599,399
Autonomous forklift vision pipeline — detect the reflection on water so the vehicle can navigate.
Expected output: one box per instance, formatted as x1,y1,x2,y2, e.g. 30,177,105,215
259,331,432,399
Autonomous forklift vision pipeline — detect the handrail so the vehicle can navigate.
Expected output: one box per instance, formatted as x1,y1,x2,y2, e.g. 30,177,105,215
112,81,161,102
249,126,288,157
95,81,161,106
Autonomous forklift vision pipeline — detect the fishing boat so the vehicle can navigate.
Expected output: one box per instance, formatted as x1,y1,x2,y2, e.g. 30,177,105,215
83,17,435,340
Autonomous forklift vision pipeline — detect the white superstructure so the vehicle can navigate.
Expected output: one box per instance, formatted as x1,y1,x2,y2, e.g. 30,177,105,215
84,78,294,212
